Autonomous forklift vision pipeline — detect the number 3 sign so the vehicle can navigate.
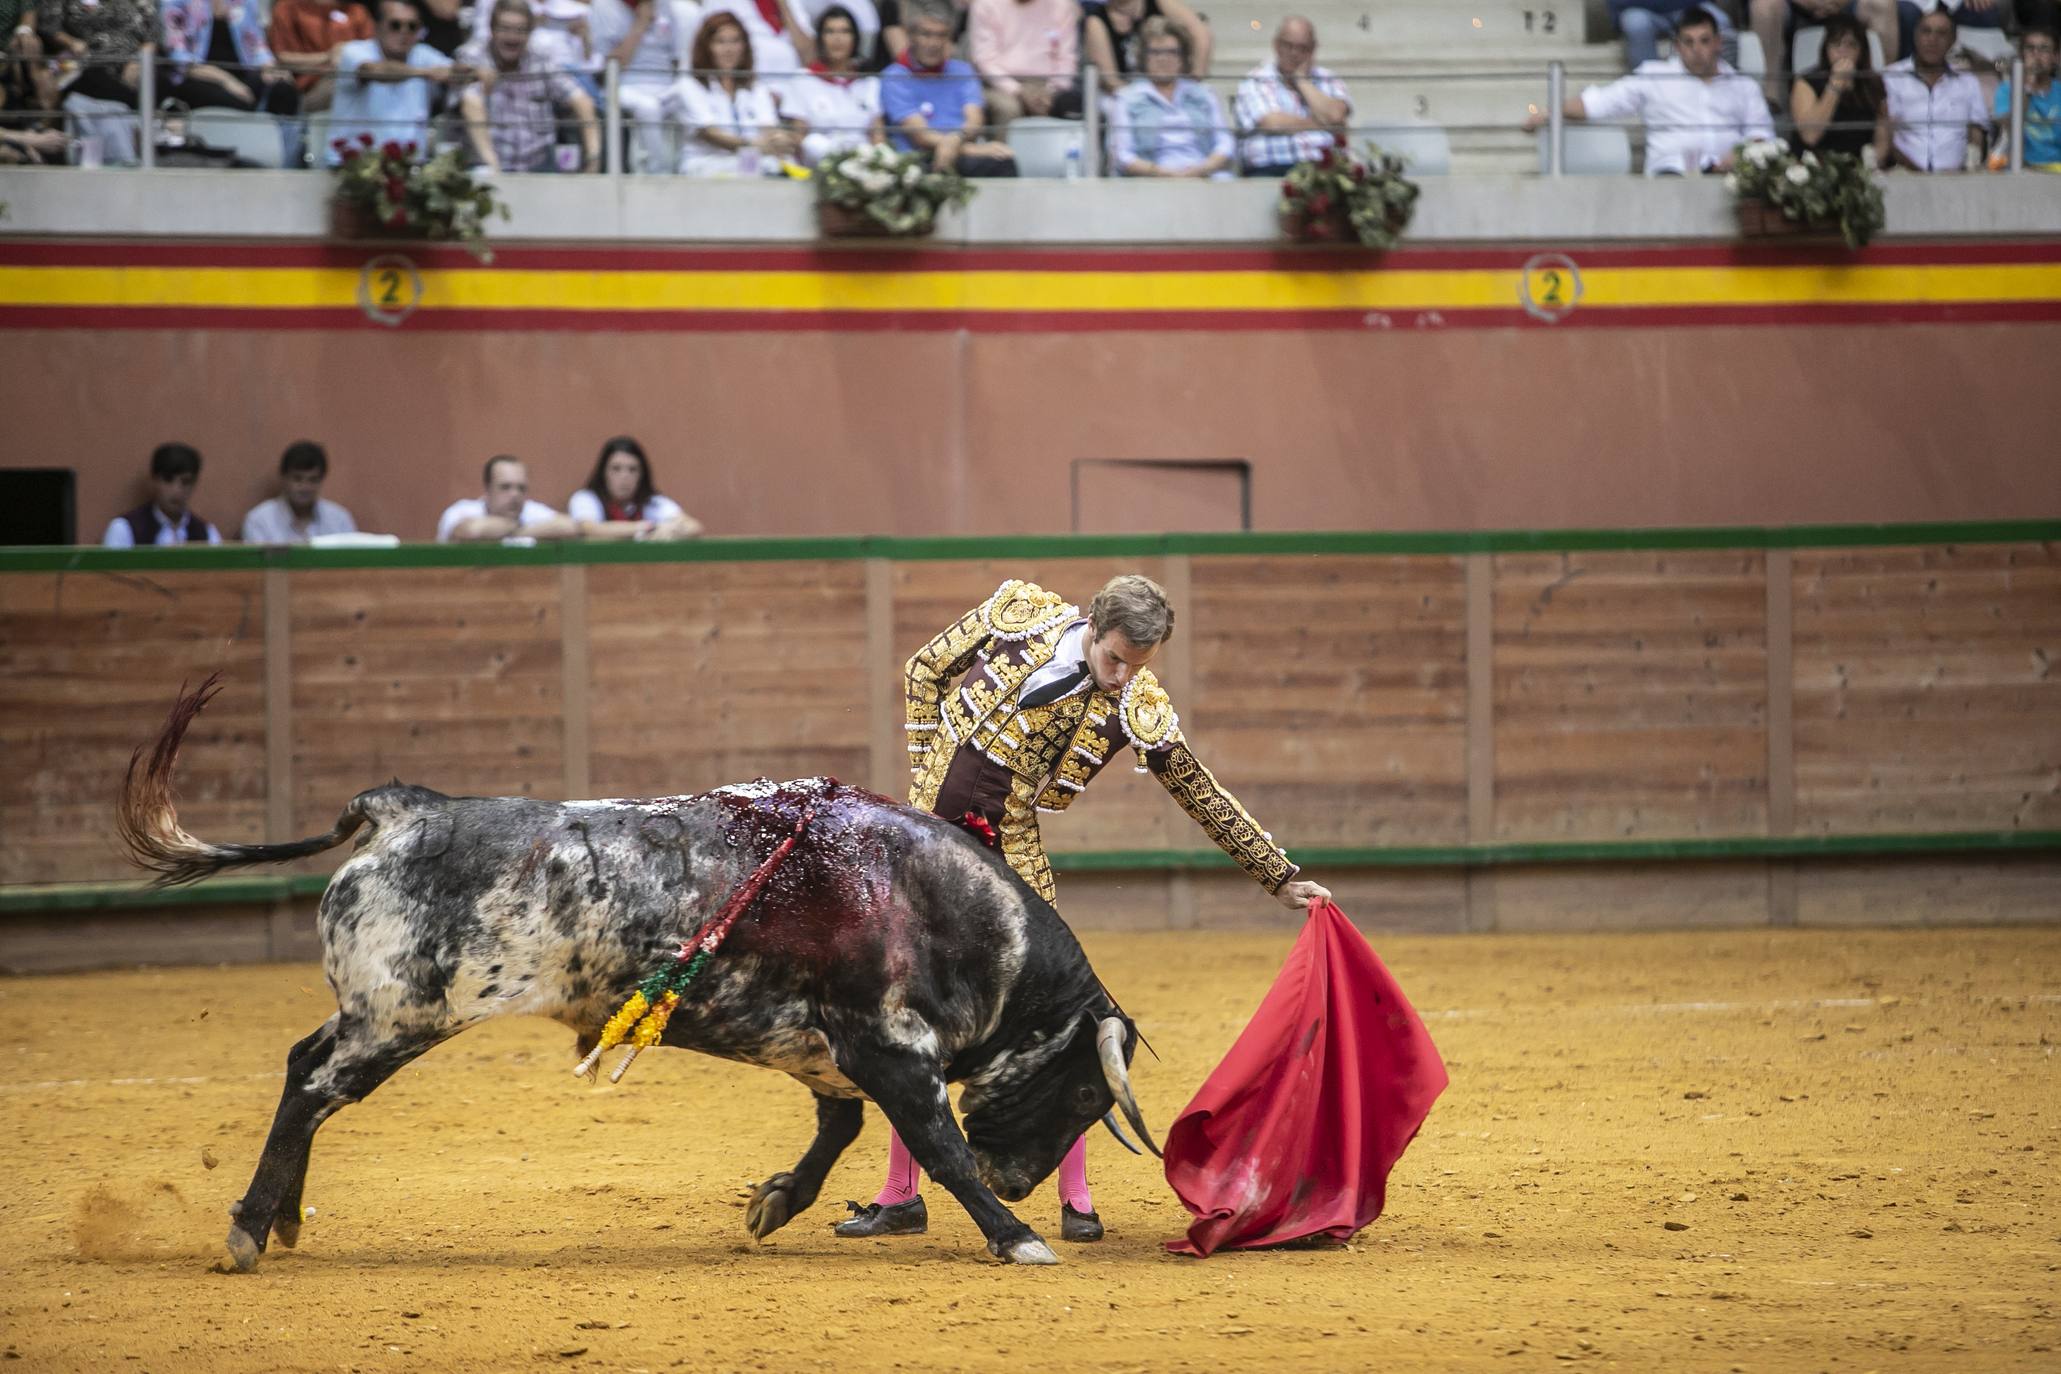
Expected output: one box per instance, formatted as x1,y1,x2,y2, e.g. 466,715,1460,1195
1520,252,1583,323
357,254,424,327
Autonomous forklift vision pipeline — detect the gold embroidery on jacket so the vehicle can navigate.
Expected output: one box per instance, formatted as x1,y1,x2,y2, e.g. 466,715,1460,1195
1151,743,1296,894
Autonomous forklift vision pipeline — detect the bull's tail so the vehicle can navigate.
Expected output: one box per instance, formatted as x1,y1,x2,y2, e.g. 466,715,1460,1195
119,675,370,888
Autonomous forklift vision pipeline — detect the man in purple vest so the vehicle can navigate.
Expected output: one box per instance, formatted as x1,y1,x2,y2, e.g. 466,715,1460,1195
102,443,223,547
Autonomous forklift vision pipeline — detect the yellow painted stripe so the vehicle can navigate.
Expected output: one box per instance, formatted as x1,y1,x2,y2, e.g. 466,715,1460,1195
3,263,2058,312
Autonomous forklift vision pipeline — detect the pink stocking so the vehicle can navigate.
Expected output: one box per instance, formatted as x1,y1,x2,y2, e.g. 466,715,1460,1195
872,1128,923,1206
1057,1135,1093,1213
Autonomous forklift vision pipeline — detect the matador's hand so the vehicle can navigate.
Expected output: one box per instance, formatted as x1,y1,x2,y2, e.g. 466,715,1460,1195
1276,878,1332,910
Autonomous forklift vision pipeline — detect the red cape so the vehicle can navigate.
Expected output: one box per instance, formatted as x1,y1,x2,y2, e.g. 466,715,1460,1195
1162,900,1448,1256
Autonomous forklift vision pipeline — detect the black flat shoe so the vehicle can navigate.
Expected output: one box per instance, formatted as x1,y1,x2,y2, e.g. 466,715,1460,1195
832,1196,928,1237
1060,1202,1103,1242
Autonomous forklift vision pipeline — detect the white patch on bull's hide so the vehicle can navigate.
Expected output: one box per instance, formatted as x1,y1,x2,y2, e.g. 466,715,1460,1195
706,778,782,802
879,989,943,1059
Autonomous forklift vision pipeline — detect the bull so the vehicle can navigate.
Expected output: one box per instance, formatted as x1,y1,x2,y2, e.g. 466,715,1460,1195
118,679,1158,1271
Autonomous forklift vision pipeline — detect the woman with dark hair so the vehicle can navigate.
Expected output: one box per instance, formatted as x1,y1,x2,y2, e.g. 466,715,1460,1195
567,437,704,540
788,3,882,164
1791,10,1889,160
667,10,798,175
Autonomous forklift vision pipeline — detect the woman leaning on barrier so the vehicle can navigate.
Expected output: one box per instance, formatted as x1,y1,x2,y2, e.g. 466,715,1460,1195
567,435,706,541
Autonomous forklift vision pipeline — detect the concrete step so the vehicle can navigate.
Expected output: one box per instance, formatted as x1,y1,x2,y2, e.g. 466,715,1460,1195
1193,0,1598,56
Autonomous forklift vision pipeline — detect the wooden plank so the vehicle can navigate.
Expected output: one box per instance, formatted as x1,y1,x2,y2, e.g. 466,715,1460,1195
0,570,268,884
1794,855,2061,926
264,567,294,842
1765,548,1795,836
586,560,870,799
865,558,901,797
559,563,591,801
1467,553,1495,842
1792,543,2061,834
1493,550,1770,841
1486,861,1773,931
290,567,564,846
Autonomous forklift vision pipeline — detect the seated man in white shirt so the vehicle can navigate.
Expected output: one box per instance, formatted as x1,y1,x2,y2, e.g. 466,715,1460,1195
437,455,581,542
241,441,361,545
102,443,224,547
1882,5,1988,172
1526,5,1775,175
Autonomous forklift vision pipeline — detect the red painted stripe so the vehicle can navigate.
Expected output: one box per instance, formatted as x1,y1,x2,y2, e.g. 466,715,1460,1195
5,299,2057,333
2,239,2059,273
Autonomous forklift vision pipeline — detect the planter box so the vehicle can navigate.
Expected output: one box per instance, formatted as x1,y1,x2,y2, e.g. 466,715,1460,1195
328,199,423,244
1736,198,1844,244
816,201,934,239
1279,204,1356,245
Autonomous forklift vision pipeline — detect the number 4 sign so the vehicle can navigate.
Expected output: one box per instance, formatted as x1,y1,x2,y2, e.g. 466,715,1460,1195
356,253,424,327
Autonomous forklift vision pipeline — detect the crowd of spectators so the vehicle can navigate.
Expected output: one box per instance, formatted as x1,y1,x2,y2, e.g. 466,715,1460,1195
94,437,704,546
3,0,2054,174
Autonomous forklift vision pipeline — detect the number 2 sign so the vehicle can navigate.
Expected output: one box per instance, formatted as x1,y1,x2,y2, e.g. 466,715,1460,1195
357,254,424,327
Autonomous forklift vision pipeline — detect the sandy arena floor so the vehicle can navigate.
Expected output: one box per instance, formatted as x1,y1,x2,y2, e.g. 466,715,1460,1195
1,925,2056,1373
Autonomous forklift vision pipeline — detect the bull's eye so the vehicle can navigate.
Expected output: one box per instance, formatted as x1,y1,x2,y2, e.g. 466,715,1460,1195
1074,1084,1098,1110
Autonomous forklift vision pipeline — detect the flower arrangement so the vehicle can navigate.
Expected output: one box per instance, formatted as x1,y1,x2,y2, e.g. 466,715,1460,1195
814,141,973,237
1277,142,1420,250
329,132,507,259
1725,140,1885,250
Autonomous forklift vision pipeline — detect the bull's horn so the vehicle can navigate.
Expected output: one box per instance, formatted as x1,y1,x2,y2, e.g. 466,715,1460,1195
1100,1111,1143,1156
1096,1017,1161,1158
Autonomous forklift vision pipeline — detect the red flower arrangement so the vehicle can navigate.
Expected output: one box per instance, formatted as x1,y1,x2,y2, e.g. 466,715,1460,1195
329,131,506,259
1277,141,1420,250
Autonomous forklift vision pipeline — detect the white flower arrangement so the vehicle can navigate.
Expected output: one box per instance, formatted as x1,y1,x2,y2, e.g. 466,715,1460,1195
814,142,974,236
1727,139,1886,250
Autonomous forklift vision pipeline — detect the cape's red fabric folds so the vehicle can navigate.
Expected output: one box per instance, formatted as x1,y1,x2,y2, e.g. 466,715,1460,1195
1162,900,1448,1256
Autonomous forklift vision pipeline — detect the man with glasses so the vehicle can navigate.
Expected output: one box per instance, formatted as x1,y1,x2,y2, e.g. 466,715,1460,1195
326,0,472,163
1108,15,1232,177
1988,24,2058,170
1232,15,1350,178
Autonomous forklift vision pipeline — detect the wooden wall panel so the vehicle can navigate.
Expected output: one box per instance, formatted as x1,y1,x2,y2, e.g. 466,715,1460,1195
1493,551,1770,840
1792,543,2061,834
1188,554,1469,850
585,561,871,798
0,571,267,883
1794,856,2061,926
891,559,1177,855
289,568,564,843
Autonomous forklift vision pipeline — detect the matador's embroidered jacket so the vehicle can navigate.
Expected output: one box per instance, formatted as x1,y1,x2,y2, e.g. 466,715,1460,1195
905,579,1298,904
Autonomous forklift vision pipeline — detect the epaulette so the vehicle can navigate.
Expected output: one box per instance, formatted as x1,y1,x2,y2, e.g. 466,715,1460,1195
982,579,1078,643
1118,669,1182,750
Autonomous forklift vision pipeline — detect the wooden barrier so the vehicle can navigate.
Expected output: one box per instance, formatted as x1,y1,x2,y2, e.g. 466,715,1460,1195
2,526,2058,965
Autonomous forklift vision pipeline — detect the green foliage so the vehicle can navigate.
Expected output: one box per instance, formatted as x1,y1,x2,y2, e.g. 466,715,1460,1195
1726,141,1886,250
330,134,508,260
1277,142,1420,250
814,142,974,236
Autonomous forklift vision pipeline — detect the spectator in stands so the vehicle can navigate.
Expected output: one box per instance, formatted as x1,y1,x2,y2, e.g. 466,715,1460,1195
1080,0,1210,97
1526,5,1773,175
804,0,880,66
418,0,468,56
868,0,965,71
669,10,796,174
788,4,884,164
1990,23,2059,169
268,0,375,111
327,0,473,163
49,0,156,159
969,0,1081,126
103,444,223,548
567,436,705,539
707,0,816,82
240,442,359,544
1791,10,1888,158
590,0,686,171
1609,0,1735,70
2,13,68,163
1232,16,1350,178
1108,16,1229,177
462,0,597,88
458,0,600,172
438,456,579,542
881,0,1017,172
161,0,303,118
1747,0,1904,103
1884,5,1988,170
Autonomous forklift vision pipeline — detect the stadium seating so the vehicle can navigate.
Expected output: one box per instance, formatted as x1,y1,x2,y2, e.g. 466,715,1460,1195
1535,121,1633,174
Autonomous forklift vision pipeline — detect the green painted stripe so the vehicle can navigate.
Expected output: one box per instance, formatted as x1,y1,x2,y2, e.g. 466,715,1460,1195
8,831,2055,915
2,520,2055,574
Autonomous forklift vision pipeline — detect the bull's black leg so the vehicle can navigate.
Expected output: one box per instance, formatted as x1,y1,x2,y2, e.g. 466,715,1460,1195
263,1019,341,1249
745,1091,864,1240
834,1042,1055,1265
225,1018,449,1273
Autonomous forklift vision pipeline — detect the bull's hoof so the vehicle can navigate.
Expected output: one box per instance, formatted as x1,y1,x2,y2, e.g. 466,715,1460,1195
993,1234,1059,1265
746,1173,798,1240
224,1225,264,1273
272,1215,301,1249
